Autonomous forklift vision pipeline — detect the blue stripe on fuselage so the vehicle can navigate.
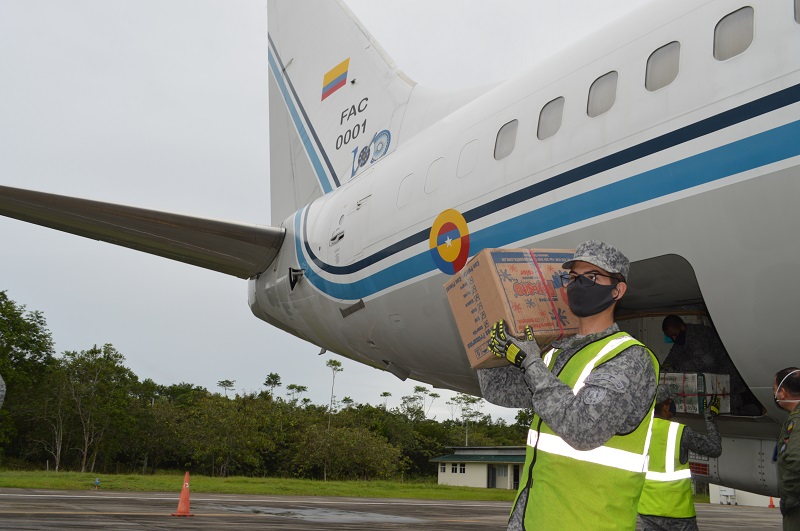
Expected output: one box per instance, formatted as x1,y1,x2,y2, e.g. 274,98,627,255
301,83,800,276
267,35,340,192
295,118,800,301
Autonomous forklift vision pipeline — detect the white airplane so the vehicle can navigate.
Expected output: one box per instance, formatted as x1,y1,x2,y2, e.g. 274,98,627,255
2,0,799,496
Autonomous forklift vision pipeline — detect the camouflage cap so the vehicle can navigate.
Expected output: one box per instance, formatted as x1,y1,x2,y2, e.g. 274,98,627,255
656,384,674,404
562,240,630,281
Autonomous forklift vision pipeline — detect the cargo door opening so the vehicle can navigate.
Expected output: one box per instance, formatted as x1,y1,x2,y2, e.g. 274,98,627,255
615,254,764,417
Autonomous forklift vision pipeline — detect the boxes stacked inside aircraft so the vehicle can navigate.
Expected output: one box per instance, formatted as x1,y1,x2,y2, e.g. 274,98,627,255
660,372,731,414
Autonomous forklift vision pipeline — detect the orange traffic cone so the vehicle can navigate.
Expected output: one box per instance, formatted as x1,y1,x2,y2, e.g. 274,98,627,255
769,497,776,508
172,471,194,517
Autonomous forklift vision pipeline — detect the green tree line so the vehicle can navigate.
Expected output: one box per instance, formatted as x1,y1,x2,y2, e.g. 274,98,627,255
0,290,529,479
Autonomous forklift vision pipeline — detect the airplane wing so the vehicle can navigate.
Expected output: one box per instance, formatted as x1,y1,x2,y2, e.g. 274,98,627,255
0,185,285,279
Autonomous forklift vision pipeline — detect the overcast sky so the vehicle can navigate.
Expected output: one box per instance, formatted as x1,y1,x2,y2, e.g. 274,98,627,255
0,0,649,423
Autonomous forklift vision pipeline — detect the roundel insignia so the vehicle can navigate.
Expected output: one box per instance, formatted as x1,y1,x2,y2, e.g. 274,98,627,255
429,209,470,275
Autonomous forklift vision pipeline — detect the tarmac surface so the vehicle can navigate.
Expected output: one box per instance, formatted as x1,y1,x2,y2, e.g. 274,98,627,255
0,488,784,530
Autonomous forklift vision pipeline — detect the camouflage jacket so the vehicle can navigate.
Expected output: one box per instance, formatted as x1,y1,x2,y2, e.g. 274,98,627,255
478,323,657,451
479,324,657,531
662,324,747,396
777,406,800,515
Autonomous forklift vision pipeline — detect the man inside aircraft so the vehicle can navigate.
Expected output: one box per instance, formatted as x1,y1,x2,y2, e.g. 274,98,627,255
661,315,761,416
637,385,722,531
479,240,658,531
773,367,800,530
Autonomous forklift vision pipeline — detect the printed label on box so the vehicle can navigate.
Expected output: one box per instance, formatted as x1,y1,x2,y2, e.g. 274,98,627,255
444,248,578,369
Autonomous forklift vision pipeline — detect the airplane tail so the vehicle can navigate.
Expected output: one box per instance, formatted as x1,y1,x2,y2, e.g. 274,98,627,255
267,0,489,226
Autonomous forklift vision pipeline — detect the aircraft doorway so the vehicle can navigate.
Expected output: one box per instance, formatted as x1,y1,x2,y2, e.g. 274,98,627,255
615,254,764,417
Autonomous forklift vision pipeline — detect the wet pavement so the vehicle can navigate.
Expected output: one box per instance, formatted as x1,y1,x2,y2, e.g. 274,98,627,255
0,488,783,530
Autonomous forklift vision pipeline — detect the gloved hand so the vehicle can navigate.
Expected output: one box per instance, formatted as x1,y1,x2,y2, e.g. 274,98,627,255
487,320,509,358
488,320,539,368
704,395,721,416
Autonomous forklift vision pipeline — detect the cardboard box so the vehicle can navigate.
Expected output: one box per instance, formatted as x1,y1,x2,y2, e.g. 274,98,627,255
659,372,731,414
444,248,578,368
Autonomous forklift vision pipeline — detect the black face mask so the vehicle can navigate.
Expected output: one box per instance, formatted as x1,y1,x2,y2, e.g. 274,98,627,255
566,282,617,317
673,330,686,345
669,401,677,415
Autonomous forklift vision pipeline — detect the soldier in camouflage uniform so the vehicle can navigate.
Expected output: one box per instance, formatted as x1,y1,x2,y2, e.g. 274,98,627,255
661,316,761,416
479,240,658,531
773,367,800,530
638,384,722,531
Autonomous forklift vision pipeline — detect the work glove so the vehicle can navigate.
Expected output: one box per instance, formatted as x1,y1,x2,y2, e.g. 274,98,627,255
488,320,539,368
703,395,721,416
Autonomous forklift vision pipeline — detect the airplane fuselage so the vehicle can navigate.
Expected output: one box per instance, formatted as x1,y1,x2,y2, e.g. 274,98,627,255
2,0,798,498
252,0,800,433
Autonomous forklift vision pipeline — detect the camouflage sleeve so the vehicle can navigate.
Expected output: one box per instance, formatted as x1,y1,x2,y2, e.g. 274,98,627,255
0,373,5,409
519,345,656,451
661,344,677,371
661,343,686,371
679,414,722,463
477,365,533,409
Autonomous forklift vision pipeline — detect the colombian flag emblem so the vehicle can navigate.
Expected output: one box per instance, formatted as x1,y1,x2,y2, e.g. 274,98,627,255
321,58,350,101
429,209,470,275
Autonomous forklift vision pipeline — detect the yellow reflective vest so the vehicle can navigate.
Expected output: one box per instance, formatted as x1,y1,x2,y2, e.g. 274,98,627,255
515,332,658,531
638,418,695,518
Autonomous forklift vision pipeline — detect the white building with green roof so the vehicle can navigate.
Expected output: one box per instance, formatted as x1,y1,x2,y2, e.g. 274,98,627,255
431,446,526,489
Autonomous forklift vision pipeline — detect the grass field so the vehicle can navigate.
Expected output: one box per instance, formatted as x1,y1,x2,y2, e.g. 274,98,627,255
0,471,715,505
0,471,517,502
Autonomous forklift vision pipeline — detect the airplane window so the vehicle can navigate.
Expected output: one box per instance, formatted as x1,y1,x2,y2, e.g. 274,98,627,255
396,173,414,208
714,7,754,61
494,119,518,160
537,97,565,140
425,158,446,194
457,140,479,178
646,41,680,91
587,71,618,117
